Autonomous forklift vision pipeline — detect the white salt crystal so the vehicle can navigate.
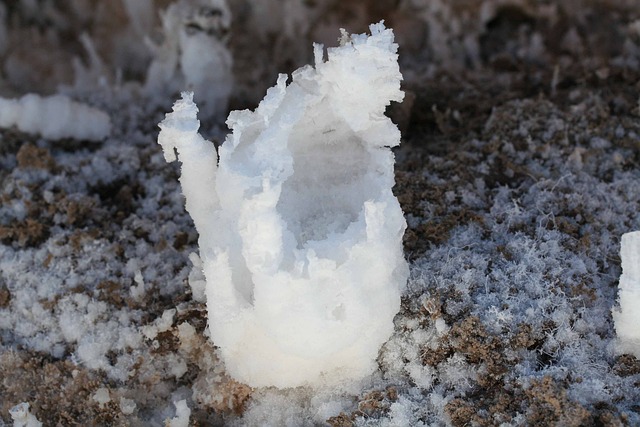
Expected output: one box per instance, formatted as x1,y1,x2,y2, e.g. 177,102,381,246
620,231,640,284
9,402,42,427
187,252,207,302
166,400,191,427
170,355,188,379
141,308,176,340
0,94,111,141
92,388,111,409
613,231,640,358
158,22,408,388
130,269,146,300
119,397,137,415
177,322,197,351
145,0,232,120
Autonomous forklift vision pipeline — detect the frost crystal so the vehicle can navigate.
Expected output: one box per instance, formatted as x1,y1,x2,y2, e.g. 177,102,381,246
158,22,408,388
613,231,640,358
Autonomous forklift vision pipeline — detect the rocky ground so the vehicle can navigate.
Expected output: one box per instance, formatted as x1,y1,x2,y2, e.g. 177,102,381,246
1,0,639,425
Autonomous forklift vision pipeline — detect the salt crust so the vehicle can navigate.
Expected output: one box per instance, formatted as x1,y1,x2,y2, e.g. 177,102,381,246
158,22,408,388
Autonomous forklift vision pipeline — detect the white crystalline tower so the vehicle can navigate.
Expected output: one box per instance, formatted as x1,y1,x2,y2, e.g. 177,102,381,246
613,231,640,358
158,22,408,388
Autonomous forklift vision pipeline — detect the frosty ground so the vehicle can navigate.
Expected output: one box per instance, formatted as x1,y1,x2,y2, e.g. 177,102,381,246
1,1,640,426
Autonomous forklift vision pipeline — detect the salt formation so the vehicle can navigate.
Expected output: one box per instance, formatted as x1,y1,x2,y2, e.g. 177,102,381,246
145,0,232,120
613,231,640,358
158,22,407,388
0,94,111,141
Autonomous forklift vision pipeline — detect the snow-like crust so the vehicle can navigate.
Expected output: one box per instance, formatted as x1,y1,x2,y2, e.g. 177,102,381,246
158,22,408,388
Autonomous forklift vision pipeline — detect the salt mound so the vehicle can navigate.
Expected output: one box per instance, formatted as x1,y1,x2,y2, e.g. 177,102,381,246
158,22,408,388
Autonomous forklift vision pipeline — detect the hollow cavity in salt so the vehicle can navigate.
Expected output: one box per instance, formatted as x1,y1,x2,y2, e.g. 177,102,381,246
613,231,640,358
158,22,408,388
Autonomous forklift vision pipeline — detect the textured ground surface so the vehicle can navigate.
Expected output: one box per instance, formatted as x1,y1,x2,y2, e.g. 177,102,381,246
1,1,640,425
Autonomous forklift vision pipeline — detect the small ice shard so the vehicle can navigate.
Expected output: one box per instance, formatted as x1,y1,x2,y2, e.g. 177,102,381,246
158,22,408,388
0,94,111,141
613,231,640,358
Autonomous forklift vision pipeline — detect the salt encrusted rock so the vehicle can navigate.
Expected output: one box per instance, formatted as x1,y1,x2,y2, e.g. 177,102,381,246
158,22,408,388
0,94,111,141
613,231,640,358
